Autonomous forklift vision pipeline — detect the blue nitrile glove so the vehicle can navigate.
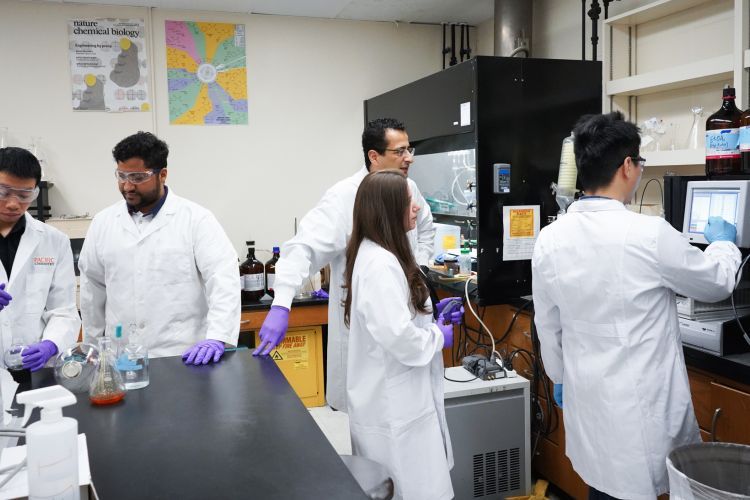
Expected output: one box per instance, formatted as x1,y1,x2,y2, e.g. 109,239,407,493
253,305,290,356
704,216,737,243
0,283,12,311
312,289,329,299
436,297,464,325
553,384,563,408
182,339,225,365
22,340,58,372
438,314,454,348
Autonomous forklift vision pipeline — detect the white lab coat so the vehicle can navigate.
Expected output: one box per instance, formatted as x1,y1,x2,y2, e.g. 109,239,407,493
348,238,453,500
531,198,741,499
79,190,240,357
272,166,434,411
0,213,79,357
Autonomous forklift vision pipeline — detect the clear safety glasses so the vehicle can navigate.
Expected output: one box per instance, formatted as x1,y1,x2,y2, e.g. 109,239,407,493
115,168,161,185
385,147,416,158
0,184,39,203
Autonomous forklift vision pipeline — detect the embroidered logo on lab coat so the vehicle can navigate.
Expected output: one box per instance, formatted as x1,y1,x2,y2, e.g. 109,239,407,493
33,257,55,267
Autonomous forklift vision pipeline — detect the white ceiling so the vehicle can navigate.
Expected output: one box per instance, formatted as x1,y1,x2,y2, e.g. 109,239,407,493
47,0,495,25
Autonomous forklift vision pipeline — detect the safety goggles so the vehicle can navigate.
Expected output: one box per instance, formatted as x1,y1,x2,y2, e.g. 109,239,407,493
0,184,39,203
115,168,161,185
384,147,416,158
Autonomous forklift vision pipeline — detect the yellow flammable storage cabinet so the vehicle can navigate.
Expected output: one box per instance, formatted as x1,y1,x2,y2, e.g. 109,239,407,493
255,326,325,407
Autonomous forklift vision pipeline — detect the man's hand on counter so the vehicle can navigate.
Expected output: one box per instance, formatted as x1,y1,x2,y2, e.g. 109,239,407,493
253,305,290,356
182,339,225,365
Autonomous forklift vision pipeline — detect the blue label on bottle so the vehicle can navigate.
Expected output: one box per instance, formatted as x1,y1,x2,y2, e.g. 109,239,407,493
706,129,740,159
739,126,750,151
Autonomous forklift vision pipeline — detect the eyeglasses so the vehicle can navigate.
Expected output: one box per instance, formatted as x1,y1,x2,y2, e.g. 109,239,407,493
630,155,646,168
384,147,415,157
115,169,161,185
0,184,39,203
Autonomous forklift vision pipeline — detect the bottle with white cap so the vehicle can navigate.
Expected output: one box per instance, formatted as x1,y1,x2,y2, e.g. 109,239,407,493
16,385,80,500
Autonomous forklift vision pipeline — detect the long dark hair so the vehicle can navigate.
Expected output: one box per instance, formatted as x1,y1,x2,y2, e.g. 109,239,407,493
343,170,429,327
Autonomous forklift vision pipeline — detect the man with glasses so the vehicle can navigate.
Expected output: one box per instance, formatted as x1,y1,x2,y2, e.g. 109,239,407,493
254,117,436,412
79,132,240,365
0,147,79,371
531,112,740,500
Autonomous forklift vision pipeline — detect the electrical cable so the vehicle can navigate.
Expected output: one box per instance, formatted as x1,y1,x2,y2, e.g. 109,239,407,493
464,276,500,360
637,178,664,214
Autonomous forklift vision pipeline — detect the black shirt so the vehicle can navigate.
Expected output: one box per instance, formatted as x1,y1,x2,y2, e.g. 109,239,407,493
0,216,26,277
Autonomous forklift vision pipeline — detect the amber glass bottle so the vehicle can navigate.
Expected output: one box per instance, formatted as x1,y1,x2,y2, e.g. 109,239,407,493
265,246,280,298
705,85,741,176
240,241,265,303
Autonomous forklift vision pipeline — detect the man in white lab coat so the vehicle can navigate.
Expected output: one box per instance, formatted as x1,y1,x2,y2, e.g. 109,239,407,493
532,112,741,500
79,132,240,365
254,118,435,412
0,147,79,371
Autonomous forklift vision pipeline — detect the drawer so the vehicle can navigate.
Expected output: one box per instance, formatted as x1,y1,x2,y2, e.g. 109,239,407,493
687,369,713,430
710,382,750,445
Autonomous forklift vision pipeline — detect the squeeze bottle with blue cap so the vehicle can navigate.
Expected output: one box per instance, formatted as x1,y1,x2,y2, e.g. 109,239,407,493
17,385,80,500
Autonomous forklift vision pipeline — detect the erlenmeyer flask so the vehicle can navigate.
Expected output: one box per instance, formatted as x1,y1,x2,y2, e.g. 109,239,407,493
89,337,126,405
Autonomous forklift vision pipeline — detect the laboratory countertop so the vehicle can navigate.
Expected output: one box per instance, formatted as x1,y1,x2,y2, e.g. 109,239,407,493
241,294,328,312
27,351,367,500
684,346,750,387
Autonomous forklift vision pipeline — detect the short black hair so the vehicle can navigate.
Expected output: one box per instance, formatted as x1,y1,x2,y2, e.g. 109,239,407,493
362,118,406,168
0,147,42,185
112,131,169,170
573,111,640,192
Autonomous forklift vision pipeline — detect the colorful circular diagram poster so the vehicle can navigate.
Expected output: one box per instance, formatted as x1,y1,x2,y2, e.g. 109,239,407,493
166,21,248,125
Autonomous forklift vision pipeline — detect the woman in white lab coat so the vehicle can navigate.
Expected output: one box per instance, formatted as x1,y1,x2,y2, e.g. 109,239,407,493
343,170,455,500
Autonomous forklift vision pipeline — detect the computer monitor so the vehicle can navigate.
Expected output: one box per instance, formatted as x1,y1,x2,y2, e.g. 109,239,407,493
683,180,750,247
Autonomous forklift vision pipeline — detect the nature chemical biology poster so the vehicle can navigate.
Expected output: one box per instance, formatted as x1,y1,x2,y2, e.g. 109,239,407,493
68,18,150,112
165,21,248,125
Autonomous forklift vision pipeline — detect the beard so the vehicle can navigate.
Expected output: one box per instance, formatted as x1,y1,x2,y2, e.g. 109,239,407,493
121,183,162,212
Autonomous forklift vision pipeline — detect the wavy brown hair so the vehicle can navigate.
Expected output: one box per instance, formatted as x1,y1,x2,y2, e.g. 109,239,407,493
343,170,429,328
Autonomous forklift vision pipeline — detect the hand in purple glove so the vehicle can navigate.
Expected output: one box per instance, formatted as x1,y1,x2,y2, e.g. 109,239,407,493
312,289,329,299
182,340,225,365
436,297,464,325
437,315,454,349
0,283,12,311
21,340,58,372
253,305,289,356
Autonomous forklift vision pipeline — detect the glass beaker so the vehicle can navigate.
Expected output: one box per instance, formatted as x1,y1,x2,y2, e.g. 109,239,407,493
89,337,126,405
4,337,30,383
116,323,149,390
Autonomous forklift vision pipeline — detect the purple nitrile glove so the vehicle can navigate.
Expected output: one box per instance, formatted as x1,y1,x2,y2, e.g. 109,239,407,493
0,283,12,311
312,289,329,299
437,315,454,349
253,305,290,356
436,297,464,325
21,340,58,372
182,339,225,365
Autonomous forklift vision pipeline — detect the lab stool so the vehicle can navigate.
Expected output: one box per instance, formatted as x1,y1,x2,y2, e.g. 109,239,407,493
340,454,394,500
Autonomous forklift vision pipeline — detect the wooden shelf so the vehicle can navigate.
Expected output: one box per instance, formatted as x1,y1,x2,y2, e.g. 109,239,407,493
606,55,733,97
644,148,704,167
605,0,714,26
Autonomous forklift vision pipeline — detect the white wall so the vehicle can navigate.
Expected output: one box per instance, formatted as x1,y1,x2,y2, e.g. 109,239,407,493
0,0,443,259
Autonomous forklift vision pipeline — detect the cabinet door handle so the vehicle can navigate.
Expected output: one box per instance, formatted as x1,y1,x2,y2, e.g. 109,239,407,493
522,330,531,339
711,408,722,442
240,320,250,325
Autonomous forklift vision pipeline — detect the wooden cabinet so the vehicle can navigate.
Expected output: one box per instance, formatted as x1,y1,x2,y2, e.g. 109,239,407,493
687,367,750,445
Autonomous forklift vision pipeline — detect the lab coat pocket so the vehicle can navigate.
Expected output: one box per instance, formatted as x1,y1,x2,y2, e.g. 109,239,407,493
569,320,628,390
385,366,432,428
25,272,52,313
150,250,194,285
